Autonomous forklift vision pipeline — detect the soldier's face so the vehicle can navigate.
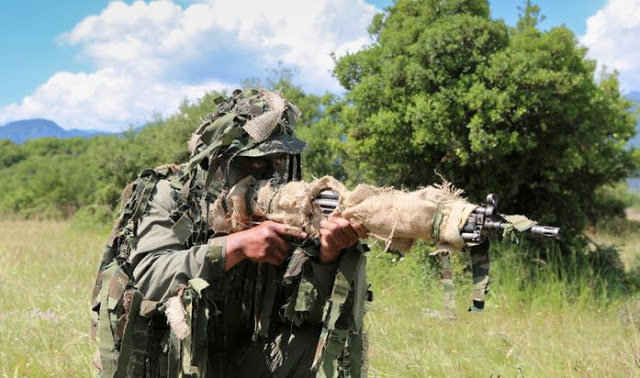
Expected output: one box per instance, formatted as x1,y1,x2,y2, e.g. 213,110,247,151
227,153,288,186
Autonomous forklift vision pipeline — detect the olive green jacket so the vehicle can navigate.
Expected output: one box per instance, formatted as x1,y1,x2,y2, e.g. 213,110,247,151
128,178,338,324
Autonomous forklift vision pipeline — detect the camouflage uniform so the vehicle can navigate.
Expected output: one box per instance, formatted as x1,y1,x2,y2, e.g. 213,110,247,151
130,178,344,377
92,89,369,377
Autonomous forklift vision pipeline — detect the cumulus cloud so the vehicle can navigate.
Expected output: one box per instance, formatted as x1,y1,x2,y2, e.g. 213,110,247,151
0,0,379,131
0,69,232,130
581,0,640,93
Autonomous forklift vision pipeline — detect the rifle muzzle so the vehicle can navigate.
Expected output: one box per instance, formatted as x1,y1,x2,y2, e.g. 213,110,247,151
530,225,561,238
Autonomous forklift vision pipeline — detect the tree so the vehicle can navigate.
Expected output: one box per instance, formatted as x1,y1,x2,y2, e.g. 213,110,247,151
333,0,639,235
0,140,26,168
0,138,96,218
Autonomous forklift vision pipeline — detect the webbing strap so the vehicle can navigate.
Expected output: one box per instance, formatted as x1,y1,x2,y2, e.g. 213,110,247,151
352,254,367,334
432,202,446,240
98,263,118,377
131,175,158,222
125,310,150,376
287,153,294,181
114,290,143,378
256,265,277,338
167,331,180,378
253,264,264,340
180,292,194,376
347,331,364,378
184,278,211,376
469,241,490,307
294,154,302,181
312,248,362,372
440,251,457,319
326,273,350,331
317,329,349,378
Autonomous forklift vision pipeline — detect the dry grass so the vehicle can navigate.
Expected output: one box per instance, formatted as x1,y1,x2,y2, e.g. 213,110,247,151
0,221,638,377
586,217,640,273
0,221,104,377
627,209,640,222
364,251,640,377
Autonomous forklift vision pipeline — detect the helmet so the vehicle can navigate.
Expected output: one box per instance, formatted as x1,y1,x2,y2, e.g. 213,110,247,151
187,88,306,182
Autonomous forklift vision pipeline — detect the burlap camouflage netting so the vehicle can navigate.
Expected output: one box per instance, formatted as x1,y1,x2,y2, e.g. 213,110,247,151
208,176,477,253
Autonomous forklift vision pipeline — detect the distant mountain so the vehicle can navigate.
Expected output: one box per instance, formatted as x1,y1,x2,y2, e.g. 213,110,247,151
0,118,113,144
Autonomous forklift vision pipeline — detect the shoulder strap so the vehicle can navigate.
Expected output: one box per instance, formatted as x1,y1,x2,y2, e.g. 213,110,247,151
469,241,490,311
91,163,183,376
312,243,369,377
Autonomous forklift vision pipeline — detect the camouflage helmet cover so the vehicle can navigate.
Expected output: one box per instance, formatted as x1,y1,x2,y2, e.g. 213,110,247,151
187,88,305,170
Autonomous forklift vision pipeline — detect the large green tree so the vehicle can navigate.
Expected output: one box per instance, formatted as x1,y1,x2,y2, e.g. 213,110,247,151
333,0,638,234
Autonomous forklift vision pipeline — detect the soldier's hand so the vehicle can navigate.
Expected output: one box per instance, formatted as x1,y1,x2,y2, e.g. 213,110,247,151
225,221,307,270
319,216,368,264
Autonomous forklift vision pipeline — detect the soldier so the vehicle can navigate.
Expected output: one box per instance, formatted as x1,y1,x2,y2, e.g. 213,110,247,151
93,88,369,377
93,88,518,377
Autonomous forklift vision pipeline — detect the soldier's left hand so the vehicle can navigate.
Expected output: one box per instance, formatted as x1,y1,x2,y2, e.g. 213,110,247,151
318,216,368,264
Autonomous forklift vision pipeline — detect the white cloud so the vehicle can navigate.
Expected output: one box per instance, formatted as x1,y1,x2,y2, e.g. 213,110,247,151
0,0,380,131
581,0,640,93
0,69,232,130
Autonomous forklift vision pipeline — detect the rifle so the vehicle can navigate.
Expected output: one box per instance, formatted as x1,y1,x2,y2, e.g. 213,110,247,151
217,177,562,314
315,190,562,244
314,188,561,314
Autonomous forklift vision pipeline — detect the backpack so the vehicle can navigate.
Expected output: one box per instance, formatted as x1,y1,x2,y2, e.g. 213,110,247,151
90,164,182,377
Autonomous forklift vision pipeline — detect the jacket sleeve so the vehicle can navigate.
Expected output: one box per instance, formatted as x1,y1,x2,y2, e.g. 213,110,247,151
128,180,226,302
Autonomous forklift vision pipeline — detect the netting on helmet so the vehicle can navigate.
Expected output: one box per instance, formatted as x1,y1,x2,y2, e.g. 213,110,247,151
186,88,304,177
174,89,306,242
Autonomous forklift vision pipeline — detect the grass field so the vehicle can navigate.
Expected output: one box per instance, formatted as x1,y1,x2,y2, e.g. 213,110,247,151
365,244,640,377
0,220,638,377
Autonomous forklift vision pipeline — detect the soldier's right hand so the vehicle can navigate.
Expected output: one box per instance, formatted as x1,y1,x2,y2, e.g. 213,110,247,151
224,221,307,270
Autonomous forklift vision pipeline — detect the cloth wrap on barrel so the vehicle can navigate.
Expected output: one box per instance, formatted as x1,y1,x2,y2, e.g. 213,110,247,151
207,175,477,254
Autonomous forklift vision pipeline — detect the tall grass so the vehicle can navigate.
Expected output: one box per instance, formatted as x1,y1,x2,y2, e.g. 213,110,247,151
0,221,105,377
364,240,640,377
0,221,638,377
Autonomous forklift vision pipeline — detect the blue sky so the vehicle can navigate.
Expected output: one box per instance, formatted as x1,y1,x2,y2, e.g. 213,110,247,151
0,0,637,131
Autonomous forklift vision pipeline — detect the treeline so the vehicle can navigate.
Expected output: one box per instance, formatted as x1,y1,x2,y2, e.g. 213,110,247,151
1,0,639,241
0,79,339,223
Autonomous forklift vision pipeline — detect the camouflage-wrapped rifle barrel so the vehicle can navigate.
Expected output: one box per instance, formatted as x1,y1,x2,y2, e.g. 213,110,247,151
314,190,561,245
209,176,561,252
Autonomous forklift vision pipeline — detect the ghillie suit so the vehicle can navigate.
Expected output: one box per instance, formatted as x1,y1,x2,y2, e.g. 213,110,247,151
91,88,558,377
90,89,371,377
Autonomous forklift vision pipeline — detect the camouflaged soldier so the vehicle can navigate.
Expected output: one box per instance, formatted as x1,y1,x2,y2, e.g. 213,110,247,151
91,88,369,377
